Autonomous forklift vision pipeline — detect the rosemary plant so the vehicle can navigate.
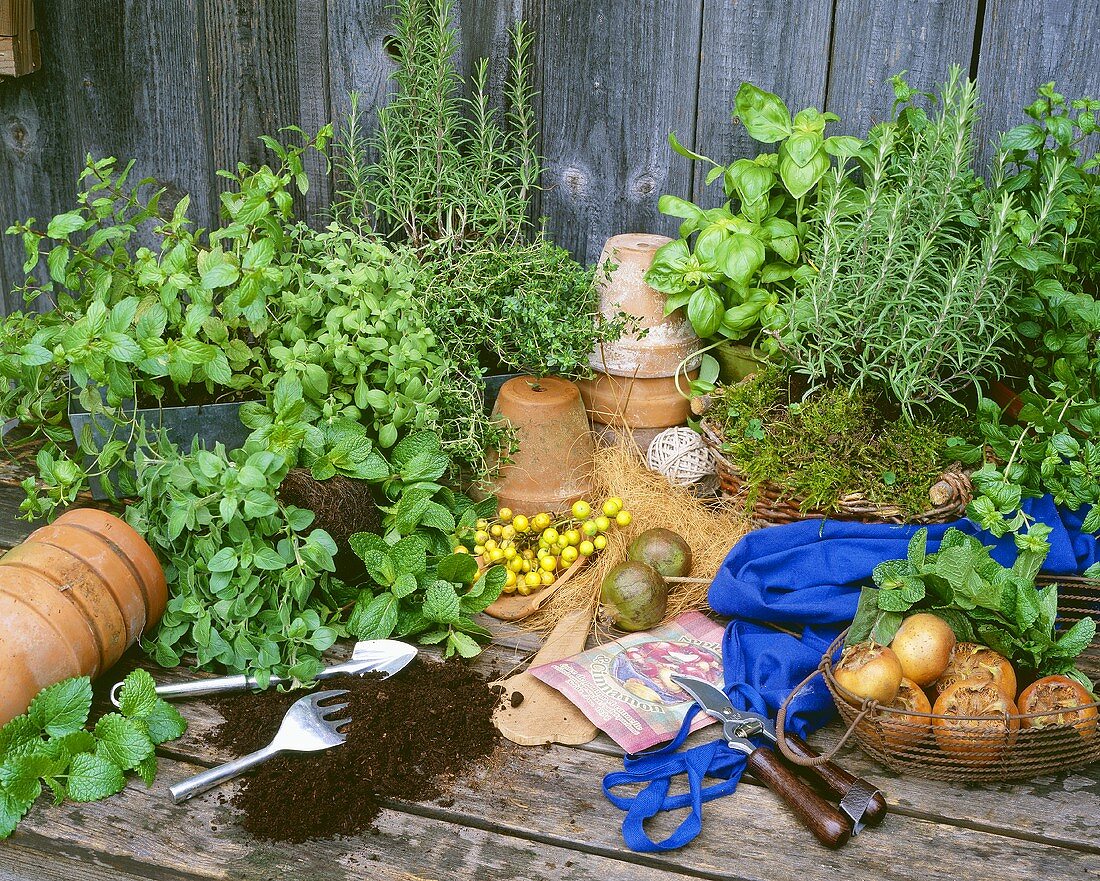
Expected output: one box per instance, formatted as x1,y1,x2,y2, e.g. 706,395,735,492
335,0,539,249
776,68,1066,415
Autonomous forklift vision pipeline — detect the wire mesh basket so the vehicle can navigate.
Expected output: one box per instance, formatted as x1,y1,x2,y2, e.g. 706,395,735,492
806,576,1100,782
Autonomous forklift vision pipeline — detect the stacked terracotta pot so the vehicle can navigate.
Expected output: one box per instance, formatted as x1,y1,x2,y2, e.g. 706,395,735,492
0,509,167,724
577,234,702,449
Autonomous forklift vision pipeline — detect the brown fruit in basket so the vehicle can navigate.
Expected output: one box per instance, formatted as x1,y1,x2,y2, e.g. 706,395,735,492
880,677,932,752
834,642,903,705
1017,675,1098,739
932,679,1020,763
931,643,1017,701
889,613,956,686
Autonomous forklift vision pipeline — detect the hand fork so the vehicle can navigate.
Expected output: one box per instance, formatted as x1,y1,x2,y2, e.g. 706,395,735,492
169,689,351,803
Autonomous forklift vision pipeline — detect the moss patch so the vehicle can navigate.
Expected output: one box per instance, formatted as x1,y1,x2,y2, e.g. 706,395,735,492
708,369,973,517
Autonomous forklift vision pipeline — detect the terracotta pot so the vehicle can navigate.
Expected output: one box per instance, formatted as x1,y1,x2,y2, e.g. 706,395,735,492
576,370,699,428
488,376,595,516
589,233,701,378
0,508,167,725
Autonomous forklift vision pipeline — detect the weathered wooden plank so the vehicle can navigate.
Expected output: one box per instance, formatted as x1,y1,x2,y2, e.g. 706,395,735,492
0,482,33,548
10,755,687,881
326,0,395,142
526,0,703,264
691,0,834,208
204,0,331,221
0,838,186,881
974,0,1100,158
455,0,522,106
826,0,982,134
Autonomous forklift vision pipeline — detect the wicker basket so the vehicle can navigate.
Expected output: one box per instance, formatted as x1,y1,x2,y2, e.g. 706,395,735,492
699,419,973,526
785,576,1100,782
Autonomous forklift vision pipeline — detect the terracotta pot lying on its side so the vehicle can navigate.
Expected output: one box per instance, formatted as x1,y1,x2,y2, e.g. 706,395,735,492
0,508,167,725
488,376,595,517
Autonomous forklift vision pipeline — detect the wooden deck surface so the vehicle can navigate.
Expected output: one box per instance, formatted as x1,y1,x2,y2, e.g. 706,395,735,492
1,494,1098,881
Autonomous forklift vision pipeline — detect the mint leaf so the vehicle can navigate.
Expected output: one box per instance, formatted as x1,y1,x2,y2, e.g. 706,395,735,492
0,716,41,756
423,581,461,624
117,669,159,720
135,754,158,788
48,729,96,758
347,593,399,640
94,714,154,771
436,552,478,585
446,631,482,659
134,701,187,746
28,677,93,737
0,752,50,804
66,753,126,802
0,788,34,839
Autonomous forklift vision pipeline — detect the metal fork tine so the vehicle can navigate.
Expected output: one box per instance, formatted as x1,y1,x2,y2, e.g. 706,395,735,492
318,702,350,716
309,689,349,705
327,717,353,730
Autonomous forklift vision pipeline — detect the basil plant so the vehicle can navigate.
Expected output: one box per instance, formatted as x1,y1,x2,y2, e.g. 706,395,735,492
645,83,860,342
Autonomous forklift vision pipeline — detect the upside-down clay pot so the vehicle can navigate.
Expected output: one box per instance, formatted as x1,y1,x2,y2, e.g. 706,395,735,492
0,508,167,724
578,234,701,436
488,376,595,516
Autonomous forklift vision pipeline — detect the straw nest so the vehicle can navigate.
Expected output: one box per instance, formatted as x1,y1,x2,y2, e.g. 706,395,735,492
529,440,752,639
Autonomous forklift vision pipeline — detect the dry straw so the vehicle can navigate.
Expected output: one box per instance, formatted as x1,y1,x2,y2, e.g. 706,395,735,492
530,440,751,638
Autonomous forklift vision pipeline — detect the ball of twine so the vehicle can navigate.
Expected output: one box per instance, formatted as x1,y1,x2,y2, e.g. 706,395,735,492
646,427,716,486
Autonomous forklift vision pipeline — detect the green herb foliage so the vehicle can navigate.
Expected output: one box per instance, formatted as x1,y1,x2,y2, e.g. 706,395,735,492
848,527,1096,689
125,435,342,686
645,83,859,342
344,431,505,658
340,0,538,249
776,68,1065,415
709,369,971,517
0,670,186,839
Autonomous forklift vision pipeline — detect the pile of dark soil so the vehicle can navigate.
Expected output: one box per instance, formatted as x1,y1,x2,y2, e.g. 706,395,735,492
277,468,381,581
207,657,500,842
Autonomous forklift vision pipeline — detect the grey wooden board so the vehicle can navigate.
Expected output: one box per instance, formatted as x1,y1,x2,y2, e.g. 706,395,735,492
526,0,704,264
691,0,834,208
974,0,1100,160
825,0,982,135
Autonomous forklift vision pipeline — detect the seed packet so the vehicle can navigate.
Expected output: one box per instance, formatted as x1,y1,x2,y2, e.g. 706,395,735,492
530,611,724,753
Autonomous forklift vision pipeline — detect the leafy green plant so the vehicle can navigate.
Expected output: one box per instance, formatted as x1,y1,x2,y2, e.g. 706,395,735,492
775,68,1066,415
644,83,859,341
0,670,186,839
956,379,1100,537
848,527,1095,689
343,430,504,658
124,434,342,686
337,0,538,249
1,128,331,517
708,368,973,517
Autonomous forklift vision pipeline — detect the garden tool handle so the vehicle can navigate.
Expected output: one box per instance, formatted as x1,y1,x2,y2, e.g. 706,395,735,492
110,674,287,707
746,746,851,849
169,743,280,803
782,733,887,826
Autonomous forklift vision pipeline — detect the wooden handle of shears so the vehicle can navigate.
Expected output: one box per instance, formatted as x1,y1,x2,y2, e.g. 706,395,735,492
746,746,851,849
780,733,887,825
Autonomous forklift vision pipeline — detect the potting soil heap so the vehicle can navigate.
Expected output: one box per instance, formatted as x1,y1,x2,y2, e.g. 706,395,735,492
207,657,501,842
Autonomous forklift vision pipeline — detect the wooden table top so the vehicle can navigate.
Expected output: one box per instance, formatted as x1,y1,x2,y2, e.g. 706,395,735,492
1,488,1098,881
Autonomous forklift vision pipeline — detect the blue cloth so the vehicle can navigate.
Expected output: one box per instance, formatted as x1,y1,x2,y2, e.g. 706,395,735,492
602,498,1098,852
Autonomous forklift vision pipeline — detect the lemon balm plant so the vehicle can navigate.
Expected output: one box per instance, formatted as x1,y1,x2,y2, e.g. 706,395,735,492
644,83,860,342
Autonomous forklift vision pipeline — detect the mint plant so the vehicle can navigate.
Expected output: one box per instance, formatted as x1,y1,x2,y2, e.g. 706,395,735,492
0,670,186,839
847,527,1096,688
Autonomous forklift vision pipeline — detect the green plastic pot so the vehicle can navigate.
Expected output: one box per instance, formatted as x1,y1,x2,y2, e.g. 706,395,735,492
714,341,765,384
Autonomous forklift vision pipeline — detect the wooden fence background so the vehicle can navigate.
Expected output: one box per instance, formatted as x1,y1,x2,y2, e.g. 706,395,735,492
0,0,1098,314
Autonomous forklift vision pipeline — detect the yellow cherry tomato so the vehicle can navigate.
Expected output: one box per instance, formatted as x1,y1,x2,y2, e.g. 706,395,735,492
593,535,607,550
490,524,503,538
505,569,518,587
540,570,556,587
579,540,595,556
564,529,581,546
475,530,490,545
502,524,516,540
454,545,469,554
517,583,532,596
512,514,530,532
503,546,517,560
483,539,498,552
561,546,579,564
498,507,513,522
473,544,485,555
522,548,535,560
532,512,551,531
571,499,592,520
524,571,541,588
595,516,611,532
507,557,524,572
582,519,599,537
541,527,560,544
539,555,557,572
615,510,633,527
476,518,489,530
488,548,505,562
